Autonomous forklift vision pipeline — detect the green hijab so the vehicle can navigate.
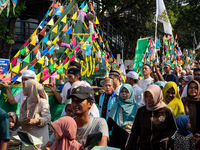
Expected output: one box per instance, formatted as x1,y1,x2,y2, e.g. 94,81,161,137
109,84,139,127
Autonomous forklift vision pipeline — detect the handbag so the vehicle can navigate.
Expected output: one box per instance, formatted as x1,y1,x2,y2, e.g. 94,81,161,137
120,106,133,134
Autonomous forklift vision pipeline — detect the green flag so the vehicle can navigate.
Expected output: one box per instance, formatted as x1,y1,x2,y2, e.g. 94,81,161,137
20,46,27,56
23,54,30,63
57,67,63,74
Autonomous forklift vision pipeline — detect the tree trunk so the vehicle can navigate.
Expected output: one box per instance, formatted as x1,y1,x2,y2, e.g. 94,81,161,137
0,17,17,59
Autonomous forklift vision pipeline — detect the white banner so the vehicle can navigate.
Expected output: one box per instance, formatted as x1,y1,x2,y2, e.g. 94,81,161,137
156,0,172,35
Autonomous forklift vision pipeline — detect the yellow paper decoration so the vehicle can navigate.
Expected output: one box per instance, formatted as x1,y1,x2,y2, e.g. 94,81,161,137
31,29,38,40
60,5,63,13
36,73,41,82
49,9,53,16
52,36,58,45
9,63,12,71
37,56,45,65
63,61,70,70
95,16,99,24
61,15,67,23
65,48,69,54
42,78,50,85
103,43,105,48
52,25,58,33
50,57,53,64
54,63,58,68
57,64,63,70
20,65,28,74
30,37,37,46
12,63,21,73
83,21,88,29
14,50,20,58
93,46,96,52
71,12,77,20
47,18,54,26
81,42,87,50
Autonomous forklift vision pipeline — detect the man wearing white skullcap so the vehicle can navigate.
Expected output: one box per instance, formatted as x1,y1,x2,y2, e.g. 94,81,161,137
0,70,48,111
126,71,145,106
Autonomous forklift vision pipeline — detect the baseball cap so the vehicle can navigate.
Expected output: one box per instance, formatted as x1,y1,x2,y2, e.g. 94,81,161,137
69,61,81,70
165,63,171,68
181,70,186,74
109,70,120,77
127,71,139,80
67,86,93,101
67,68,80,76
183,75,194,82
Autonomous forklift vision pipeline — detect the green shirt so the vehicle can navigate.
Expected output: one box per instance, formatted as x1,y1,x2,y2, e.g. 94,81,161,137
0,108,10,142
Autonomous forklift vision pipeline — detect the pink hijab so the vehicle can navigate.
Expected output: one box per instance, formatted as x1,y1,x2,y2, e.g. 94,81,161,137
144,84,167,111
51,116,82,150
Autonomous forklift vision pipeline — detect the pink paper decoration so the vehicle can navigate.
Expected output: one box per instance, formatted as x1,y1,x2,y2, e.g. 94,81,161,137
50,72,58,79
92,35,95,41
24,39,29,47
71,37,76,46
63,57,68,64
70,55,75,62
74,45,79,51
42,68,48,75
3,73,11,82
42,74,49,81
11,56,18,65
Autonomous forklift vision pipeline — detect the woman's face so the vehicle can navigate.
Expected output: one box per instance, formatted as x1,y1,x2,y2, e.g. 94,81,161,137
144,91,154,107
165,87,175,103
120,88,130,100
54,130,62,140
186,119,191,130
9,117,15,129
182,80,187,87
65,104,75,117
188,82,198,97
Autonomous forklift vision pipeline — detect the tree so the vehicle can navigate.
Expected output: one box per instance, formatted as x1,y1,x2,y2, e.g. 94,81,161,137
0,1,26,59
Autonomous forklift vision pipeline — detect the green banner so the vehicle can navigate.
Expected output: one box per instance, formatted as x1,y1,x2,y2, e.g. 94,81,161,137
133,37,150,75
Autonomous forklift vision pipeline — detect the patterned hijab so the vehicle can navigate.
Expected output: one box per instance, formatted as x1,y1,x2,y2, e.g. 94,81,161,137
7,112,20,131
20,79,45,120
51,116,82,150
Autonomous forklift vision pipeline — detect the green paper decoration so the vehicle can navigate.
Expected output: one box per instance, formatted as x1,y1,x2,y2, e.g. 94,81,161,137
68,50,74,58
113,63,117,69
57,67,63,75
23,54,30,63
87,35,92,42
101,50,104,56
49,63,55,71
83,4,88,12
21,47,27,56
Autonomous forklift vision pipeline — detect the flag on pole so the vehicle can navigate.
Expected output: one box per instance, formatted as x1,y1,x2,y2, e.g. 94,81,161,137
156,0,172,35
193,32,198,50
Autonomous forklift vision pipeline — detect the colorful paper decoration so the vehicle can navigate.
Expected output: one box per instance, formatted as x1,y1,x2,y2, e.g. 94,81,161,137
61,15,67,23
36,73,41,82
12,63,20,73
42,68,48,75
11,73,19,81
41,47,48,55
39,28,45,36
62,24,68,32
71,12,77,20
11,56,18,65
38,56,45,65
66,25,72,34
43,35,49,43
47,18,54,26
20,65,28,74
23,54,30,63
52,25,58,33
50,72,58,79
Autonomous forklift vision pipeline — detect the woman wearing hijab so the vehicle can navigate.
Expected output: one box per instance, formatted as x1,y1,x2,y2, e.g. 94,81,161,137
7,112,21,150
20,79,51,150
162,81,185,117
182,80,200,134
126,84,177,150
50,116,82,150
107,84,139,150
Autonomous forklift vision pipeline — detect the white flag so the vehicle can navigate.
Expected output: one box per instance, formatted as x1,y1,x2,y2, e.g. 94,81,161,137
156,0,172,35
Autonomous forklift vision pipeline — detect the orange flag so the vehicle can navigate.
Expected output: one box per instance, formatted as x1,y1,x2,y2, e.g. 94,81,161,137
39,28,45,36
90,3,94,11
62,24,68,32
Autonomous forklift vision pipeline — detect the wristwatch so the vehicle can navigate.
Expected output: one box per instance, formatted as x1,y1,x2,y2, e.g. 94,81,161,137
33,119,36,124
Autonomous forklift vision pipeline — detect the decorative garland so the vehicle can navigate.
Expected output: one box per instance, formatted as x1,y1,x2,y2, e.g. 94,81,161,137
92,57,95,75
87,56,93,77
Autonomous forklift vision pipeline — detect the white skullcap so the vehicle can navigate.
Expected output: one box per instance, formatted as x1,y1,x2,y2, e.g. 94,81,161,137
127,71,139,80
16,70,37,82
181,70,186,74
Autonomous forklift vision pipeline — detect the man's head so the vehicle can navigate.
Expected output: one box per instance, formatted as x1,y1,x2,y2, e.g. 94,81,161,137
109,71,120,87
67,68,81,85
164,64,171,74
194,68,200,83
180,70,186,77
103,78,114,95
21,70,37,87
127,65,131,70
182,75,194,86
68,86,94,116
142,64,152,78
185,68,190,75
126,71,138,86
68,61,81,69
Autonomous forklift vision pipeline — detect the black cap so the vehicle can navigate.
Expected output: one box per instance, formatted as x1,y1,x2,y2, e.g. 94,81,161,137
69,61,81,70
109,70,120,77
67,68,80,76
67,86,93,101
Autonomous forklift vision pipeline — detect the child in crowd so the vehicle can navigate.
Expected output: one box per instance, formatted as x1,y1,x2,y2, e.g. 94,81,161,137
7,112,21,150
173,115,195,150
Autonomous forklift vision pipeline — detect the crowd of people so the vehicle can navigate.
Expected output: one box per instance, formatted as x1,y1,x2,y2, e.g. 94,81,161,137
1,60,200,150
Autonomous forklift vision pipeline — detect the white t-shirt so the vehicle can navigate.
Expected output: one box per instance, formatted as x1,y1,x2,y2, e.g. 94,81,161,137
60,82,71,104
138,77,154,91
114,84,122,96
181,85,188,98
